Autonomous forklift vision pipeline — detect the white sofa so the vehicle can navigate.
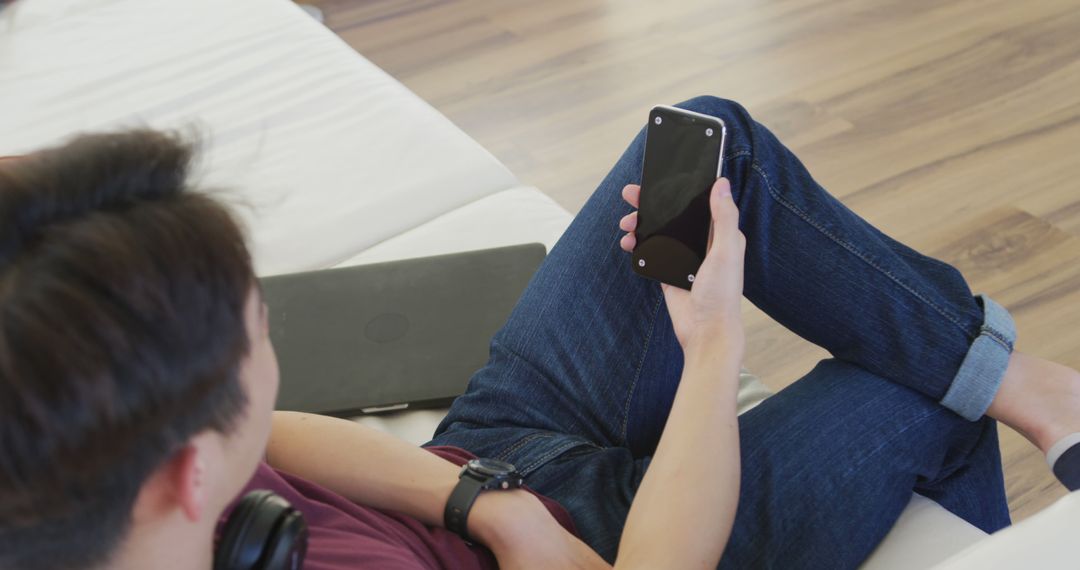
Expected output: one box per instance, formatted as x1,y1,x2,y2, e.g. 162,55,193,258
1,0,1074,567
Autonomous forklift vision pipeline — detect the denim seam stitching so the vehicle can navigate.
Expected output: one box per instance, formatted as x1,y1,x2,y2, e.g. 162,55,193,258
980,325,1012,351
726,148,752,161
618,288,665,447
519,440,593,475
749,161,973,338
495,432,595,475
494,432,549,463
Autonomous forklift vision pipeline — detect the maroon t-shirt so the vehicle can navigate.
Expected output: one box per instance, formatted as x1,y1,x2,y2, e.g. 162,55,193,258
217,446,578,569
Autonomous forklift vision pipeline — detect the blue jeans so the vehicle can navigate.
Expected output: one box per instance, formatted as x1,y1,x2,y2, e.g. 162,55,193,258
425,96,1013,569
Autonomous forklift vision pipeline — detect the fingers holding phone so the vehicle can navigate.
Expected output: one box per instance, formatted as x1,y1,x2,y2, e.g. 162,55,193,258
619,179,739,273
618,184,640,252
619,104,745,349
620,176,745,349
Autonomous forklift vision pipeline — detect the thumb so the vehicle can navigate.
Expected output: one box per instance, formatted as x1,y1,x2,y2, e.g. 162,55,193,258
710,177,738,227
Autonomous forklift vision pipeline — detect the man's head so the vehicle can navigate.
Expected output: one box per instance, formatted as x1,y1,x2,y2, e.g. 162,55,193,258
0,130,280,569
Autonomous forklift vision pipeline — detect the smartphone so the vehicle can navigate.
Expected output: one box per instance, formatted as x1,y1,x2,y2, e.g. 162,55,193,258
631,105,727,290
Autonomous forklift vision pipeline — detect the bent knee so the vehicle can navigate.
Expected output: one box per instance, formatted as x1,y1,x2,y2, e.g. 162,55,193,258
675,95,747,119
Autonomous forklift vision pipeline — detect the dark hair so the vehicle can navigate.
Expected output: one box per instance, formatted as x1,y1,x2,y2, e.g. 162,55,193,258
0,130,255,569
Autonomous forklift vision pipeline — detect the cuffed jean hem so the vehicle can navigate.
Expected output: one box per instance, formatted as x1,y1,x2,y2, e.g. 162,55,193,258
939,294,1016,421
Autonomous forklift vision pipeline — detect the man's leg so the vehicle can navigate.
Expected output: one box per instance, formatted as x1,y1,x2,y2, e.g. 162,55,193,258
521,359,1009,567
436,95,1014,455
686,96,1013,424
720,360,1009,569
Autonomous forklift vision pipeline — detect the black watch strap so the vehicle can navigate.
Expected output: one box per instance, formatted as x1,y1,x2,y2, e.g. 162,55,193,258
444,473,485,541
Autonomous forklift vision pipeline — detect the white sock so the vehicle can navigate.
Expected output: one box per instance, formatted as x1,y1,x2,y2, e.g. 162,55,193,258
1046,432,1080,468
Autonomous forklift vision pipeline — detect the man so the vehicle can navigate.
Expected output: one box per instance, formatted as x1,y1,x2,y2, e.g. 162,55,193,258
1,97,1077,569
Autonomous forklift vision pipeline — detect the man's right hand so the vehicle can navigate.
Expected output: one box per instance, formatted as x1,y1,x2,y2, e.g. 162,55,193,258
619,178,746,353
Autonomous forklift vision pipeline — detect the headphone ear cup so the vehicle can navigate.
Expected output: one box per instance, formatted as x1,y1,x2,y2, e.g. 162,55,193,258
262,509,309,570
216,491,270,570
215,491,306,570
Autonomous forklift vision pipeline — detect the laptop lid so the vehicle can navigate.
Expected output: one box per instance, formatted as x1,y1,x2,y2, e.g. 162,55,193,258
260,243,546,417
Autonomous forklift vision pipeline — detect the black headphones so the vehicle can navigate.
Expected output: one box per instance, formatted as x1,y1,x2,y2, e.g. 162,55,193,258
214,490,309,570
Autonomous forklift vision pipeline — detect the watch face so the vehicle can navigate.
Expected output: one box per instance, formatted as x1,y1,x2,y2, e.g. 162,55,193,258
469,458,516,477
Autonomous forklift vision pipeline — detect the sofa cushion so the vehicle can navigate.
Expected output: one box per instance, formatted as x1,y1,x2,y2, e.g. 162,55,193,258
0,0,521,277
331,186,573,269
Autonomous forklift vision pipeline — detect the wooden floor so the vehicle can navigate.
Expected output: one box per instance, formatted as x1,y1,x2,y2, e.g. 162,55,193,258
307,0,1080,521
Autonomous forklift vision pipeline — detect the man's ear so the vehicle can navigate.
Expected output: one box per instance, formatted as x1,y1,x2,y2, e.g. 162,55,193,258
174,444,207,522
133,444,207,524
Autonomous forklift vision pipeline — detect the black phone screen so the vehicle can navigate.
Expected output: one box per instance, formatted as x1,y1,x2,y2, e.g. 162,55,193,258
632,107,725,289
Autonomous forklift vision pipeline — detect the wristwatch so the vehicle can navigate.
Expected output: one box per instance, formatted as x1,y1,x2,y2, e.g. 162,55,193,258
444,458,525,541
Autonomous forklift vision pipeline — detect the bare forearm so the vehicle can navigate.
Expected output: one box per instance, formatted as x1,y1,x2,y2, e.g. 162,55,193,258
615,335,743,569
266,412,612,568
266,411,537,548
267,412,459,525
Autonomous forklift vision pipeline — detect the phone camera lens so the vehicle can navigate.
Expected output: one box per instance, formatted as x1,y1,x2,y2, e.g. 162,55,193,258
654,116,662,125
705,128,714,137
638,259,646,267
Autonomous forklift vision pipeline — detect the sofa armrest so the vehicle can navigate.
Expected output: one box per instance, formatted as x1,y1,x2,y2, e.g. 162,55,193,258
930,491,1079,569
